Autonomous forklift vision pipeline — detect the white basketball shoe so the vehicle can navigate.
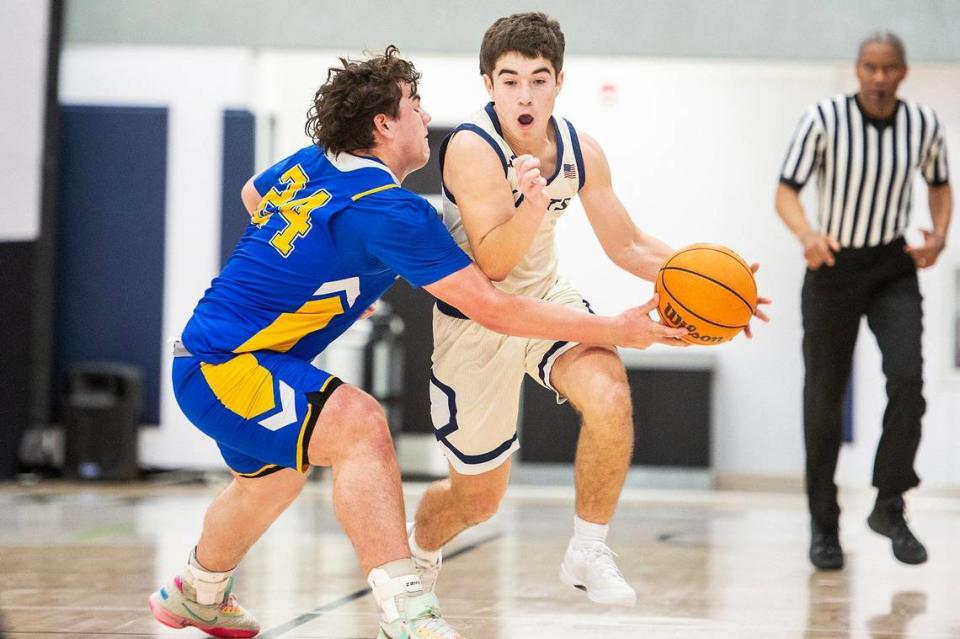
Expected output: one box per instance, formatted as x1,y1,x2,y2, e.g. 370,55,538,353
559,539,637,606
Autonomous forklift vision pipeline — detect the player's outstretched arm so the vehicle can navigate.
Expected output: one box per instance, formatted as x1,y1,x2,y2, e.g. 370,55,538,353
445,132,549,281
424,263,688,349
577,132,674,282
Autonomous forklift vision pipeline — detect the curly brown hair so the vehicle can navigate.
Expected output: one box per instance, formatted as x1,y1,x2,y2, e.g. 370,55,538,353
305,45,421,155
479,12,565,77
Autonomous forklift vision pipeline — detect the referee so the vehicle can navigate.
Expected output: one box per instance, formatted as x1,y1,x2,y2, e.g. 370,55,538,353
775,31,952,571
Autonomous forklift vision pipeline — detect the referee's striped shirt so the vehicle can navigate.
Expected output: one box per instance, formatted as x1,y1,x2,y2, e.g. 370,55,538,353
780,93,950,249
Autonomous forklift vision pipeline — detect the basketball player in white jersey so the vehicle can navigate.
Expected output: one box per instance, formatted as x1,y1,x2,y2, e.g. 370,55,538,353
409,12,768,606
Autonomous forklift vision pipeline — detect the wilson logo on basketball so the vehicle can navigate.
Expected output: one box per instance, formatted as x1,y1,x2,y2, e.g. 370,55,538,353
661,302,724,344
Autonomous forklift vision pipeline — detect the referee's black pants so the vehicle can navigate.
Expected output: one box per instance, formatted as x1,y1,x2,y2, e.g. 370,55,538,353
801,237,925,533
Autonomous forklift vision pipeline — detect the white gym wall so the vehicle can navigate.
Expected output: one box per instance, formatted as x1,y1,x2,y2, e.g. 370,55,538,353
58,42,960,486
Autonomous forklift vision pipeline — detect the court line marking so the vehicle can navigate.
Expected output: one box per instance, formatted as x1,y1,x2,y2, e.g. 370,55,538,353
257,532,503,639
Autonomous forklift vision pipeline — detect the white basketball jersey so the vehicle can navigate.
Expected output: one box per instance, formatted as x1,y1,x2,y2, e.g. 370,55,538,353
439,103,585,298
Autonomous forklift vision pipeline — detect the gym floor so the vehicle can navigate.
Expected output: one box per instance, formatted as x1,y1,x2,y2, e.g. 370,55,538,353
1,476,957,638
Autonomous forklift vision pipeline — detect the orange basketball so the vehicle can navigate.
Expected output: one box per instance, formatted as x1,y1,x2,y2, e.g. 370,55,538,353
655,243,757,345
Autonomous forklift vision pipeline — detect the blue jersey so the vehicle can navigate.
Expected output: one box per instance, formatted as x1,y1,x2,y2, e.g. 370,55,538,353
181,146,471,364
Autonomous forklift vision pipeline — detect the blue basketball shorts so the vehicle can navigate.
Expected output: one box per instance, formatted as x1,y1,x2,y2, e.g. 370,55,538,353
172,349,343,477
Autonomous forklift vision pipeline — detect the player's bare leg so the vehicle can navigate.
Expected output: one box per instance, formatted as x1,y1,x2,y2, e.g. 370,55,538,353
149,469,305,637
306,385,410,572
552,345,633,522
151,384,463,638
308,385,464,638
197,470,308,570
410,460,512,591
551,344,637,606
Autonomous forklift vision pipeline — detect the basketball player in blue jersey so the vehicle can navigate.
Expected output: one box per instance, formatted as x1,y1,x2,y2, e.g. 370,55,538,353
147,47,688,639
408,14,769,607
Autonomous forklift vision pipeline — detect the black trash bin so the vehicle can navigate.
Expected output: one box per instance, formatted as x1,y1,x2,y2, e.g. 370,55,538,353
63,362,143,480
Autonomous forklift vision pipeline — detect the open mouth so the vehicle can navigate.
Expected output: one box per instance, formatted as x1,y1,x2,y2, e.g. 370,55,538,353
518,114,534,126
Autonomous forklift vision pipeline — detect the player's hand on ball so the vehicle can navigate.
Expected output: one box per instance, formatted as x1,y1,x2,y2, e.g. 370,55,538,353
618,294,689,348
514,154,549,211
743,262,772,339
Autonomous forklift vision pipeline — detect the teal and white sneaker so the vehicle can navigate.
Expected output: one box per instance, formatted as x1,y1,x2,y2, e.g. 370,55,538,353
148,575,260,638
376,592,464,639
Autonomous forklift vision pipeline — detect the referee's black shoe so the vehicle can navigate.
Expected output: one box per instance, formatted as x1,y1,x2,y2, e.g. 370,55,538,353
867,496,927,565
809,523,844,570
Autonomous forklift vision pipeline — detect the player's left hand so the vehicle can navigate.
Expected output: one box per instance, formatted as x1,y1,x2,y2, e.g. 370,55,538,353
904,229,946,269
743,262,771,339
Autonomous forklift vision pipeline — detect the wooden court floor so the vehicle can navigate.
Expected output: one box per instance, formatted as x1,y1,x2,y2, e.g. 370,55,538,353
1,477,958,638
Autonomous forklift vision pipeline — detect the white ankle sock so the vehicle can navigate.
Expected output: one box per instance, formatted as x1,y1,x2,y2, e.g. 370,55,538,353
573,515,609,545
368,558,423,623
408,524,442,562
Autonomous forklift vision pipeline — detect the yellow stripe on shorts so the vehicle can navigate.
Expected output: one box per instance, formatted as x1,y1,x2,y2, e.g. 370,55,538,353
294,376,337,472
234,464,279,478
295,403,314,473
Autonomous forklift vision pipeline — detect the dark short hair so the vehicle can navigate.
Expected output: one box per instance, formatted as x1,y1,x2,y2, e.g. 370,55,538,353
305,45,421,155
858,30,907,66
479,12,565,77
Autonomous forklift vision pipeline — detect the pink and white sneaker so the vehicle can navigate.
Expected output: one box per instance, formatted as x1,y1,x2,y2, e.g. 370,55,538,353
148,575,260,638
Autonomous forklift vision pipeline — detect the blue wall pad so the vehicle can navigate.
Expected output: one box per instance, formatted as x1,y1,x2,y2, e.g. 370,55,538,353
56,105,168,425
220,109,256,266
